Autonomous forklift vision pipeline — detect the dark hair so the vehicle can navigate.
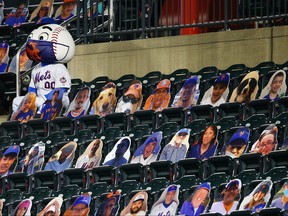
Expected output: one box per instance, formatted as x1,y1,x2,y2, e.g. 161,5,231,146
199,125,218,145
273,71,284,80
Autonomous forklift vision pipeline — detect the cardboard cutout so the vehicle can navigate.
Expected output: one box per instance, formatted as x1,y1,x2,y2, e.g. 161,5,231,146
29,0,54,22
10,199,32,216
259,70,287,101
54,0,77,22
159,128,191,163
90,82,117,117
37,196,63,216
229,71,259,103
201,73,230,107
95,190,121,216
115,80,143,114
250,124,278,155
149,184,180,216
180,182,211,216
17,141,45,175
75,139,103,170
143,79,171,111
172,76,199,109
8,50,33,73
221,127,250,158
63,193,91,216
188,125,219,160
120,191,148,216
239,179,273,213
0,42,9,73
44,141,77,173
103,137,131,167
40,89,63,120
65,86,91,119
11,92,37,123
130,131,162,165
270,180,288,211
0,145,20,177
210,179,242,215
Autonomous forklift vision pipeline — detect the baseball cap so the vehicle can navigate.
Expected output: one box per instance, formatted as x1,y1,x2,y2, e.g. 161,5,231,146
0,42,8,49
61,144,75,154
133,194,145,202
118,138,130,149
225,179,241,190
146,137,157,144
177,128,190,136
37,16,58,25
213,73,230,86
154,79,171,93
63,0,76,3
167,185,177,193
197,182,211,192
227,128,249,147
3,145,19,157
183,76,197,88
72,194,91,207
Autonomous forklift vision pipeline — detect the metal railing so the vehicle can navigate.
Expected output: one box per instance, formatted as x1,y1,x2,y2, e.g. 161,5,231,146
75,0,288,43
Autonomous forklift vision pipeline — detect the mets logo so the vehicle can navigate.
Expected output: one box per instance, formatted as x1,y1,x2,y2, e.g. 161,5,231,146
60,77,67,83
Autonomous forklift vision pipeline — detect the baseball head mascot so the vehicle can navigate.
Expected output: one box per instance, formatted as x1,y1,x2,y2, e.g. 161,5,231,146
12,18,75,115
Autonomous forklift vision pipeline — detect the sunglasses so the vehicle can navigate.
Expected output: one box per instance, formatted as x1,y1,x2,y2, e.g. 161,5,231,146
122,95,140,104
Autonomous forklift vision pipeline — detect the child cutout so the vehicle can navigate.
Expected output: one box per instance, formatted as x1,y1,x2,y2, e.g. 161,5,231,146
130,131,162,165
11,92,37,123
159,128,191,163
259,70,287,101
210,179,242,215
250,124,278,155
143,79,171,112
239,179,273,213
75,139,103,170
201,73,230,107
103,137,131,168
180,182,211,216
222,127,250,158
44,141,77,173
172,76,199,109
120,191,148,216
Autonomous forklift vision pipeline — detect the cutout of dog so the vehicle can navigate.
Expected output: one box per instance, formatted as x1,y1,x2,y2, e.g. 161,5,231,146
91,82,117,117
229,71,259,103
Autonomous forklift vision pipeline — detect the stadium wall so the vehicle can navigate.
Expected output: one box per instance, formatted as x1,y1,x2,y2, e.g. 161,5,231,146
68,25,288,81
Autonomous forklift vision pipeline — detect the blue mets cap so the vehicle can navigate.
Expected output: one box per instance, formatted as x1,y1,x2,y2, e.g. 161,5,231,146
214,73,230,86
0,42,8,49
3,145,19,157
37,16,58,25
197,182,211,191
72,194,91,207
147,137,157,144
167,185,177,193
118,138,130,148
254,181,271,195
183,76,198,88
228,128,249,147
177,128,190,135
226,179,241,190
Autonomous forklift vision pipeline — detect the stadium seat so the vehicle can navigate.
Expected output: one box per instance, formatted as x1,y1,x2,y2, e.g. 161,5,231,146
204,155,234,178
82,76,110,93
0,188,22,209
176,158,203,182
156,107,188,127
241,114,268,131
24,118,50,137
147,160,174,182
50,117,76,136
265,150,288,171
77,114,102,135
193,66,219,82
274,96,288,116
111,74,136,98
118,163,145,183
162,68,190,95
103,112,130,132
173,175,197,191
4,172,29,193
0,136,13,151
132,110,157,130
84,182,110,199
62,168,87,188
258,207,283,216
244,99,273,120
152,122,179,146
229,210,253,216
0,120,24,140
14,133,38,157
188,104,214,123
220,63,248,79
186,119,207,136
260,166,287,183
236,153,264,175
140,177,168,193
215,116,238,135
66,129,93,156
32,170,61,191
88,165,116,186
234,169,259,186
200,213,222,216
69,78,84,99
137,70,162,100
216,102,244,122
